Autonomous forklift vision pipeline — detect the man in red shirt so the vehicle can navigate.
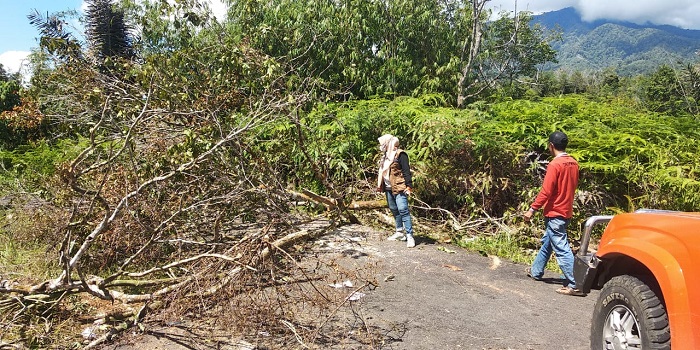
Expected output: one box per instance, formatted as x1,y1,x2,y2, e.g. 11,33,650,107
523,131,583,296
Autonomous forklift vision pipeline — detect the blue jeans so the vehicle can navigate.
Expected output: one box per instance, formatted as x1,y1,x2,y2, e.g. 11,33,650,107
530,217,576,289
385,191,413,236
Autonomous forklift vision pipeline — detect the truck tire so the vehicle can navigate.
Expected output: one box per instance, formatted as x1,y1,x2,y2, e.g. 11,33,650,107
591,275,670,350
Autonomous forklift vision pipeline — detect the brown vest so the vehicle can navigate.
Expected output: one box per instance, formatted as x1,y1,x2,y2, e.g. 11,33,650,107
386,150,408,194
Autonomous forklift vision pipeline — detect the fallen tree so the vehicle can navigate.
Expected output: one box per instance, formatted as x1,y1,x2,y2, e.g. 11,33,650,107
0,30,384,347
288,188,387,211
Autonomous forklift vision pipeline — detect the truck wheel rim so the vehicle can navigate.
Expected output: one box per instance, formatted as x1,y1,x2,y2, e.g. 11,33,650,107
602,305,642,349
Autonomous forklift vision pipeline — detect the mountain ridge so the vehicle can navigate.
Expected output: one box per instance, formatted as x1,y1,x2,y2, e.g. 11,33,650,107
532,7,700,75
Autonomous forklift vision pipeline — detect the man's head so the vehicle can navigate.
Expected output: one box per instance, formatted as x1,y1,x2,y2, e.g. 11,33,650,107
548,131,568,152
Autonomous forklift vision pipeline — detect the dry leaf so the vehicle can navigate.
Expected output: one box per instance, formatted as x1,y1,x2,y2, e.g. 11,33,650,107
442,264,463,271
489,255,502,270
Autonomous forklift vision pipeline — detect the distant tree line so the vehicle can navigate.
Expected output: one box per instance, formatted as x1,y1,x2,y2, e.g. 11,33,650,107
528,64,700,117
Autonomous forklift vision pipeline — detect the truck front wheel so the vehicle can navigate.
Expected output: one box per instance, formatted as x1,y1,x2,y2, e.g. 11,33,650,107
591,275,670,350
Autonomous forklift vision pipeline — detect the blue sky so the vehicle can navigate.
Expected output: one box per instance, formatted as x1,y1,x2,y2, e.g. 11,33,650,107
0,0,83,73
2,0,700,76
0,0,83,53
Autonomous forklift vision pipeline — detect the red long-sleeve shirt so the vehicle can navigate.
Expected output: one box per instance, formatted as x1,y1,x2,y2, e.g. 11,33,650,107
531,154,579,219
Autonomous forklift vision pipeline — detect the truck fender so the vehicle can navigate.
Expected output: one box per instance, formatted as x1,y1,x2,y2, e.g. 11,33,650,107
597,236,696,348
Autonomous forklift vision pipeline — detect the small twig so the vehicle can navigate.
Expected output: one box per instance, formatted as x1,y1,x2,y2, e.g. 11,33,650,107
281,319,309,349
83,333,111,349
127,253,245,278
312,282,371,343
411,198,464,231
270,241,330,302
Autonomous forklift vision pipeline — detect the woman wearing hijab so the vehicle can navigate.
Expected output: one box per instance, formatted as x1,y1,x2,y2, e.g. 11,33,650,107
377,134,415,248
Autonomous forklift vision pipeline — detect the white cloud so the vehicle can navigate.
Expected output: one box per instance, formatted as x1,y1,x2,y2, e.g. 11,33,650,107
574,0,700,29
0,51,30,74
487,0,700,29
208,0,228,21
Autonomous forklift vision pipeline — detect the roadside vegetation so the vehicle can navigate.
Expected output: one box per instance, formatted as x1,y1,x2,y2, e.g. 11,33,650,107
1,0,699,348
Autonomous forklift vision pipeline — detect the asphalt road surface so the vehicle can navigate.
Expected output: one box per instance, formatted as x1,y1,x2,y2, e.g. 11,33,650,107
325,225,599,350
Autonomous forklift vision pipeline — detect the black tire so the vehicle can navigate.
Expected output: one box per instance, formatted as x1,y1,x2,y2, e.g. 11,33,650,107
590,275,670,350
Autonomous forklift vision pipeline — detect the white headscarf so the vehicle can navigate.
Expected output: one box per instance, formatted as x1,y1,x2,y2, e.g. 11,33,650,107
377,134,399,188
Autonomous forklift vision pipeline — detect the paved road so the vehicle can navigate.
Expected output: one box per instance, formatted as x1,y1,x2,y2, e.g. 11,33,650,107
325,225,598,350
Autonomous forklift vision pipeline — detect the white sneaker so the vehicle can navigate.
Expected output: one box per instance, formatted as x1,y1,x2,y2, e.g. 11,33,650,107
387,232,405,241
406,235,416,248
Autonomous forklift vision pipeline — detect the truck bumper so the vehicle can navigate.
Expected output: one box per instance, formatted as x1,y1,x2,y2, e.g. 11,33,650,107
574,253,600,293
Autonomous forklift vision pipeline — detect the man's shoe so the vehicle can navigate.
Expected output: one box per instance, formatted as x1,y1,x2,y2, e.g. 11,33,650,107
406,235,416,248
555,286,585,296
387,232,405,241
526,268,541,281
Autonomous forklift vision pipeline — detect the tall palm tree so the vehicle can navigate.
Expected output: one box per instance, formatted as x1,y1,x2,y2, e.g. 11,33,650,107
0,64,8,82
28,9,82,60
84,0,134,61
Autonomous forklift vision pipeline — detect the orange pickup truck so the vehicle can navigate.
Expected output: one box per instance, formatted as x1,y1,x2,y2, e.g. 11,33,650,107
574,209,700,350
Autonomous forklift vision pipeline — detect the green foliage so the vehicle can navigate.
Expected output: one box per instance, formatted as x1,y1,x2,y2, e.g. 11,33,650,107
122,0,215,54
0,141,82,292
226,0,556,104
266,95,526,220
642,65,696,116
0,209,62,283
0,139,84,191
460,222,563,271
27,9,83,60
270,93,700,223
0,80,20,112
0,79,29,149
487,95,700,212
484,12,558,85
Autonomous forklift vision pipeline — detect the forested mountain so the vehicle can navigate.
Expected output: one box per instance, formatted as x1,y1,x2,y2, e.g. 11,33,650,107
533,7,700,75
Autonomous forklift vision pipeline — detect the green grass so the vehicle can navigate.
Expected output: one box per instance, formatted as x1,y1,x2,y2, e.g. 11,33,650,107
0,234,57,282
0,211,61,284
459,230,562,273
